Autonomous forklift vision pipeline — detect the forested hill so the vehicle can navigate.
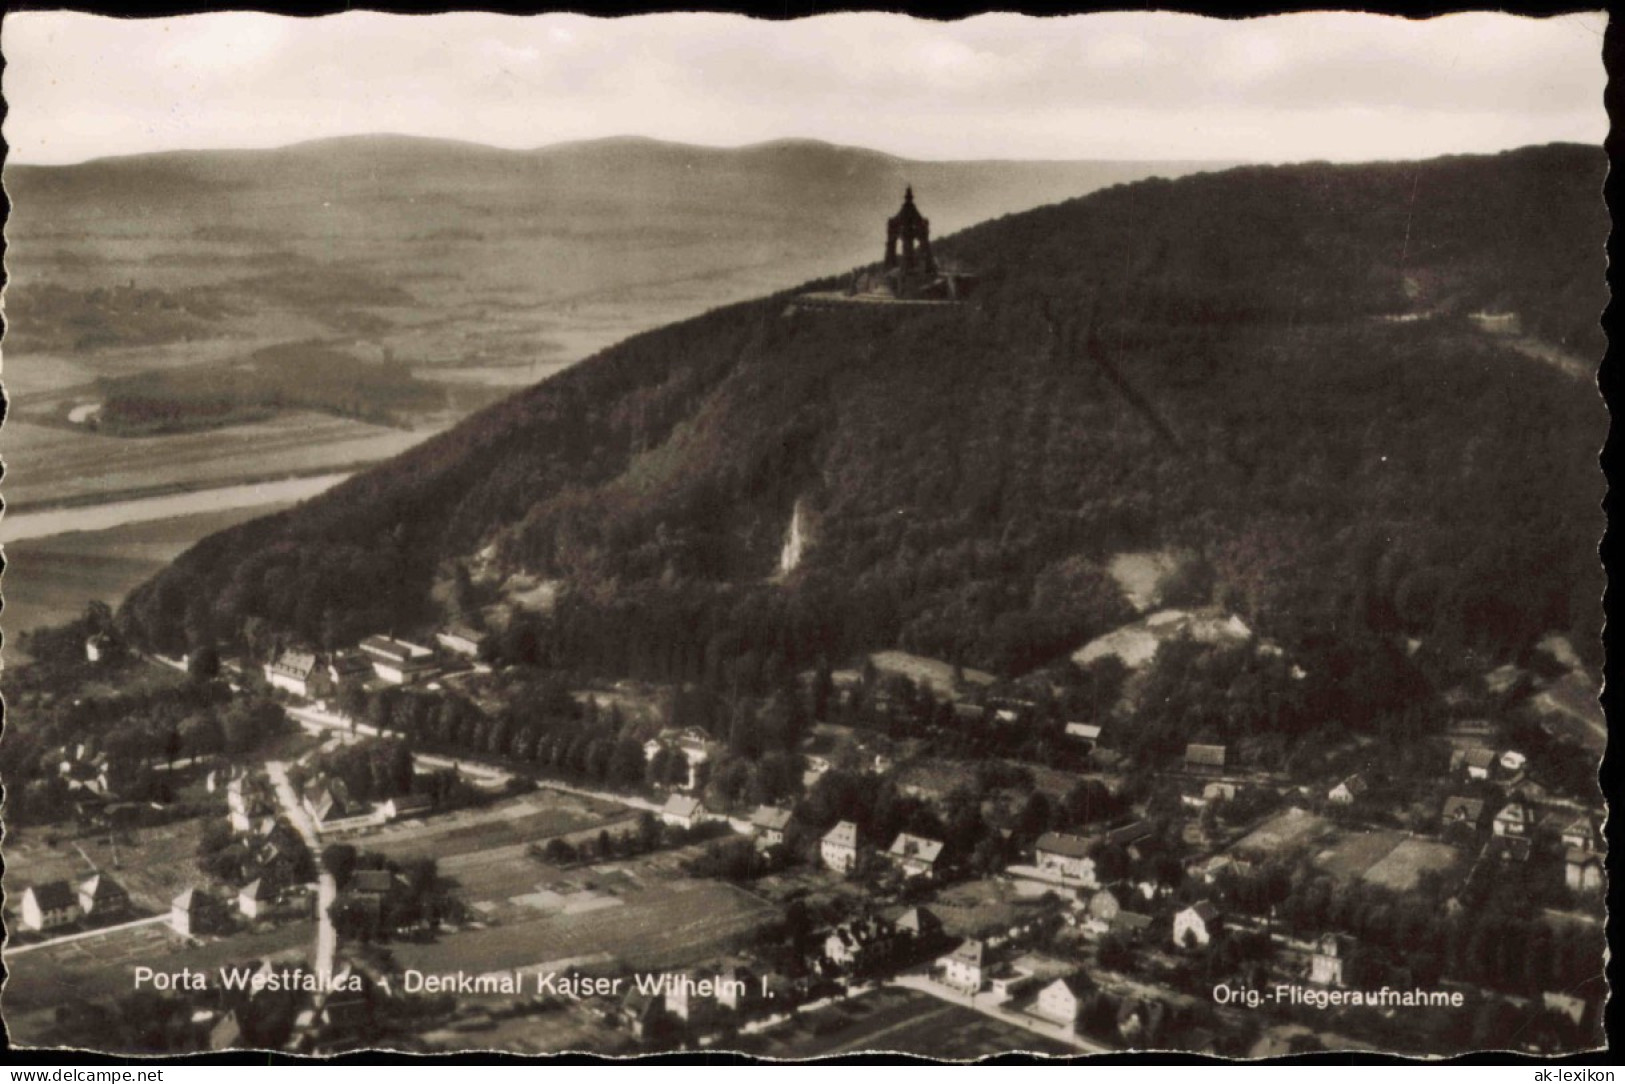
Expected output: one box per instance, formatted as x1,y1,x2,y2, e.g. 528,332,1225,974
122,143,1605,683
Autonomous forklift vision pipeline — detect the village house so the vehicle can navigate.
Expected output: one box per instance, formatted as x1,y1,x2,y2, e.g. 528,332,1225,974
1561,816,1599,853
78,873,131,921
886,833,945,879
171,887,225,937
1499,750,1528,774
1327,774,1368,805
1185,743,1227,772
821,820,859,873
1309,933,1353,986
1485,834,1532,864
1462,747,1496,781
20,881,82,932
985,960,1039,1002
1033,975,1093,1029
228,776,279,833
1116,998,1167,1045
658,793,713,831
304,780,355,826
895,906,944,946
644,727,714,790
1565,849,1604,893
264,650,333,700
358,635,439,685
1104,820,1155,860
1542,991,1591,1031
749,805,793,848
1202,781,1238,803
435,624,487,659
1065,721,1102,747
1173,901,1221,948
1492,801,1532,838
1441,795,1485,832
937,938,986,992
326,650,374,689
1033,832,1096,884
1109,909,1154,942
822,913,896,969
238,878,281,920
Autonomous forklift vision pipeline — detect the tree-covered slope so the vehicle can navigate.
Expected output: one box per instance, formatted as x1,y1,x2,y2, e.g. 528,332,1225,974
121,144,1605,679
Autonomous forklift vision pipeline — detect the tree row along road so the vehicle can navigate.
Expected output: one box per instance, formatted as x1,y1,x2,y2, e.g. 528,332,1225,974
283,703,667,814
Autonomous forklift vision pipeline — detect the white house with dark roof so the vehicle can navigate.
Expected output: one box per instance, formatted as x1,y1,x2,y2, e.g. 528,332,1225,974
1562,816,1599,853
749,806,793,847
171,887,223,937
937,938,985,991
435,625,487,658
21,881,81,932
1565,849,1604,892
886,833,945,879
1034,975,1092,1029
78,873,130,920
1441,795,1485,829
264,651,332,699
821,820,859,873
238,878,280,920
1173,901,1221,948
1328,774,1368,805
1492,801,1532,838
1033,832,1096,883
659,793,712,830
1462,747,1496,781
359,635,439,685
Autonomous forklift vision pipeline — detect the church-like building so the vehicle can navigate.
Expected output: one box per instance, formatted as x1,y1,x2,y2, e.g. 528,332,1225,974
792,187,977,310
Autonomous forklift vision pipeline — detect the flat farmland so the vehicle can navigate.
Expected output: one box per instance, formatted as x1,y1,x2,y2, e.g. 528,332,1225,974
743,988,1073,1059
1311,829,1409,883
1355,838,1463,891
2,920,313,1036
1230,807,1333,857
392,876,774,981
362,790,631,863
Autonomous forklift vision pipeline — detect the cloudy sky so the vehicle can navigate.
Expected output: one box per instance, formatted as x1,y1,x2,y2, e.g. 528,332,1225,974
2,10,1606,166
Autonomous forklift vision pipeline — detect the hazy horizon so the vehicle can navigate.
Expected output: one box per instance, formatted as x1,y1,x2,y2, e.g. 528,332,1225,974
2,11,1605,167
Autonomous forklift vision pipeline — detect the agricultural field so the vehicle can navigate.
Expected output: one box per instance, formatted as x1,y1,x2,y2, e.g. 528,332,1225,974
1310,829,1409,883
1351,838,1464,892
390,852,775,984
1229,807,1333,859
741,987,1073,1059
2,919,313,1043
360,789,632,864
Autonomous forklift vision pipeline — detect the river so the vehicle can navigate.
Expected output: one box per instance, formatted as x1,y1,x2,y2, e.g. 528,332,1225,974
1,473,351,543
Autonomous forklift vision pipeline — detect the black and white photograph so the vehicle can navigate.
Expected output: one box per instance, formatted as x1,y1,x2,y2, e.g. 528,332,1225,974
0,9,1610,1060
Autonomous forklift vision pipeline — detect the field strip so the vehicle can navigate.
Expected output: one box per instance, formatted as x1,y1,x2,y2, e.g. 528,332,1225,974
5,914,172,957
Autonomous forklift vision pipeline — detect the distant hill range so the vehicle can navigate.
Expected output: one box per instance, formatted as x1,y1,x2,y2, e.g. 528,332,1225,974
6,135,1233,360
121,143,1605,684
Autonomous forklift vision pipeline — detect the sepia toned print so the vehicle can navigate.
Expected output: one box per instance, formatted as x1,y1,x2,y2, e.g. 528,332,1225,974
0,11,1607,1059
